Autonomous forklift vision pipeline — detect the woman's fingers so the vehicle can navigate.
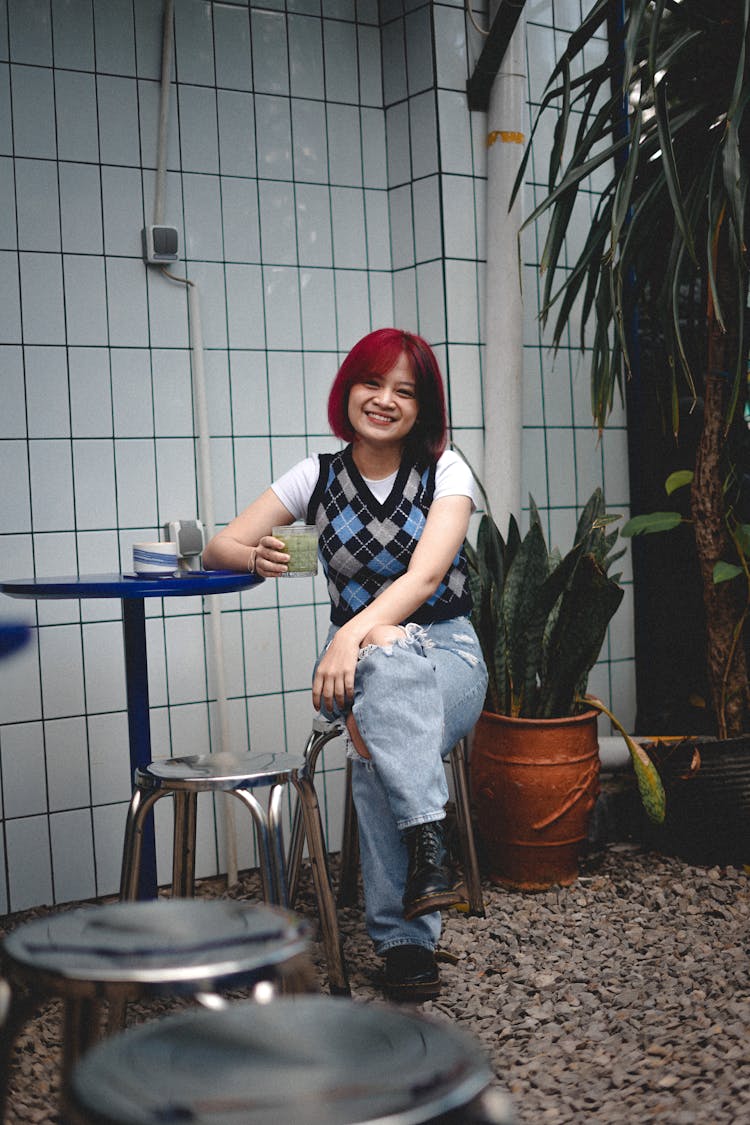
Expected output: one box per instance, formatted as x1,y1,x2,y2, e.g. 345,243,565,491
313,630,359,712
255,535,289,577
312,669,354,713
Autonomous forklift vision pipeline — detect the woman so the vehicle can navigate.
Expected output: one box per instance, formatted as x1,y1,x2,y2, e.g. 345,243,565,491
203,328,488,1001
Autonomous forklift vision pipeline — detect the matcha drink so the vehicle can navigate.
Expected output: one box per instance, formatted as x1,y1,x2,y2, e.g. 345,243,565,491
273,525,319,577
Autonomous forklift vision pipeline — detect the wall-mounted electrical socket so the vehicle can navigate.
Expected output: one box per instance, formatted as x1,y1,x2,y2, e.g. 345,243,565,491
142,225,179,263
163,519,205,570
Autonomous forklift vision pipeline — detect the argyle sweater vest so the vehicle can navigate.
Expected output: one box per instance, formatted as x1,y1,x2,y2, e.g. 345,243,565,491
306,445,472,626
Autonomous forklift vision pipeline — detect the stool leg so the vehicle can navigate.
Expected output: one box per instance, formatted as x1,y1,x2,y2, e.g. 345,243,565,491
230,789,277,904
0,984,40,1122
62,997,105,1084
337,758,360,908
287,726,341,906
291,770,350,996
267,782,290,907
450,741,485,917
172,791,198,897
106,996,128,1034
120,787,162,901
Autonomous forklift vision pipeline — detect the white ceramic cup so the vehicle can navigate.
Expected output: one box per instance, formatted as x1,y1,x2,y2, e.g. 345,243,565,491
132,541,179,575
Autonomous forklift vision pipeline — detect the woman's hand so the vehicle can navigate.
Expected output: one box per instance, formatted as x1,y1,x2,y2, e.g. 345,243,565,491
252,535,289,578
312,628,361,714
201,489,295,573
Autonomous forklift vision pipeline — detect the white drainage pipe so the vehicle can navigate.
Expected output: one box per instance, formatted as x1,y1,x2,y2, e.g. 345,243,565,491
482,15,526,527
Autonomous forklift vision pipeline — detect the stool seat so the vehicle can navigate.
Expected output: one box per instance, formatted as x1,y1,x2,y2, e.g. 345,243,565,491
66,997,514,1125
137,749,306,789
3,899,309,993
120,749,350,997
0,899,313,1121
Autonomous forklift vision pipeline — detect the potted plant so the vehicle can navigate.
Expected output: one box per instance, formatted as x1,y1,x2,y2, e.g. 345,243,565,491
620,470,750,863
464,484,665,890
507,1,750,864
510,0,750,738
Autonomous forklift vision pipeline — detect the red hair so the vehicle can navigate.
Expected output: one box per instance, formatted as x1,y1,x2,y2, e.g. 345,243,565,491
327,329,448,464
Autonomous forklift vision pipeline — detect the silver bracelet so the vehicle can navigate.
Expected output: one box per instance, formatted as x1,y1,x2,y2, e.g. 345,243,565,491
248,548,257,574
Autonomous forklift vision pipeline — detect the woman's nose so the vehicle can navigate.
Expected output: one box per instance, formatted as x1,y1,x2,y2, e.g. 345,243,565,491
374,386,393,406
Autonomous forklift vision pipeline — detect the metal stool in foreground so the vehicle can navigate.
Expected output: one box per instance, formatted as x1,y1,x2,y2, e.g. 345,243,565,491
119,748,349,995
0,898,312,1122
287,718,485,916
65,996,516,1125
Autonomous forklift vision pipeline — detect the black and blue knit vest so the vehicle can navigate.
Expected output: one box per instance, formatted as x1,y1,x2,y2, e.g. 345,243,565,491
306,445,472,626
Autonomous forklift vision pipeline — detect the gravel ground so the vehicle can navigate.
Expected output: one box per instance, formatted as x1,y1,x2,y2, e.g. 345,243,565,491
2,841,749,1124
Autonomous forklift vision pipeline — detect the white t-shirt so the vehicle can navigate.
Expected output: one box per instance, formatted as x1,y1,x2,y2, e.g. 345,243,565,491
271,449,479,521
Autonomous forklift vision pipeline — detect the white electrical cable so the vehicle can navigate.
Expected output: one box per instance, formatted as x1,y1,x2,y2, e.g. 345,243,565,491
465,0,490,37
154,0,174,227
187,281,240,887
154,0,239,886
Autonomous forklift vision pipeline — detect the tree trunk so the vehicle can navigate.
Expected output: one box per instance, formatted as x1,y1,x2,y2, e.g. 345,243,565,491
690,243,750,737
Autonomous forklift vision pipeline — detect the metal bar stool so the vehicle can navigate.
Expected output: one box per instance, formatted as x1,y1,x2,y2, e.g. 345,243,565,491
65,996,516,1124
0,898,313,1123
119,749,350,996
286,718,485,917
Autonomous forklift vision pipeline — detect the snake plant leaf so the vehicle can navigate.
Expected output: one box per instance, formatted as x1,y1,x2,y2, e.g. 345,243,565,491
585,696,666,824
574,488,606,552
506,514,522,568
489,581,509,715
503,522,551,715
476,511,506,587
630,744,668,825
466,531,503,712
538,555,624,718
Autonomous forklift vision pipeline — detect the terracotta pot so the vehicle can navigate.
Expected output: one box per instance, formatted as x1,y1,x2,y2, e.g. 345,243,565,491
470,709,600,891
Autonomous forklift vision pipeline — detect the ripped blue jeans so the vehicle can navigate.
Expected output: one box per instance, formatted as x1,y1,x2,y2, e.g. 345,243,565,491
316,616,488,954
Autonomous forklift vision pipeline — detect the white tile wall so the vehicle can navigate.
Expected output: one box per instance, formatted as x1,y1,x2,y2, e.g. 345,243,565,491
0,0,632,913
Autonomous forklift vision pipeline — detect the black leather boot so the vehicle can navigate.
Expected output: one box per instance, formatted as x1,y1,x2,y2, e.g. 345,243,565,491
381,944,440,1002
402,820,467,921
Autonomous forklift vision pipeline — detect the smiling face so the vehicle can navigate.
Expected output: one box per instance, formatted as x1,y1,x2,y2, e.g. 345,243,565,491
347,352,419,451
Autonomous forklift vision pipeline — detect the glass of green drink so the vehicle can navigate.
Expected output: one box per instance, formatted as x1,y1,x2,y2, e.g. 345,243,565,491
272,524,319,577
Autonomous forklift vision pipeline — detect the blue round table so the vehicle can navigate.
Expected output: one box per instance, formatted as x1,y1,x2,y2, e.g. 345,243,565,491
0,572,263,897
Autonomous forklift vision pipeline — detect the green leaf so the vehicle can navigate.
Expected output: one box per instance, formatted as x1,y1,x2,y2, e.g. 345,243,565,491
537,555,624,718
503,522,551,714
654,76,696,263
664,470,693,496
585,696,666,824
713,561,743,584
621,512,683,536
737,524,750,554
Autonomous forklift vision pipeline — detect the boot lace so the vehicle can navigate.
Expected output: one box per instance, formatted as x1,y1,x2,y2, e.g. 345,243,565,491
411,822,444,869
